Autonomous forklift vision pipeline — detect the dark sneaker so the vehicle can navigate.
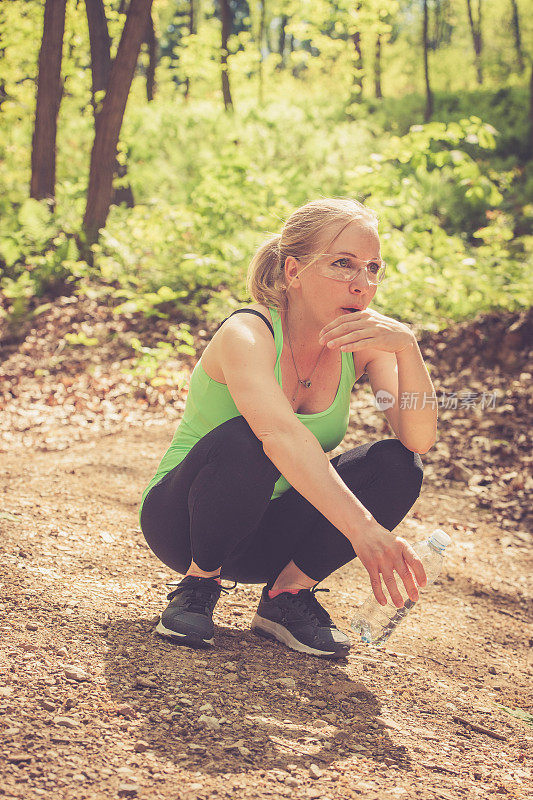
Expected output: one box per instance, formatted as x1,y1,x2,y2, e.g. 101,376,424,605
250,584,351,659
155,575,237,648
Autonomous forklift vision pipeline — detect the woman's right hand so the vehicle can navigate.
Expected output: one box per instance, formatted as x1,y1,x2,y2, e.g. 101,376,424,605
349,519,427,608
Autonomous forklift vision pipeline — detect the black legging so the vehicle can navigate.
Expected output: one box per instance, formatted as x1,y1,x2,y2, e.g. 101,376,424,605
140,415,424,586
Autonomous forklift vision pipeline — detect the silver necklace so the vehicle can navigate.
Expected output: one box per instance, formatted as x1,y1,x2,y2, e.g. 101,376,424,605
285,316,326,403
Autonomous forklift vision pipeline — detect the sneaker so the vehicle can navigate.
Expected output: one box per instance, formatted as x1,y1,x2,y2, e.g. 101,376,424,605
250,584,351,659
155,575,237,648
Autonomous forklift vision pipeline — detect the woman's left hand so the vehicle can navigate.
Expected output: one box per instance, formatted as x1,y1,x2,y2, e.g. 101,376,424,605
318,309,415,354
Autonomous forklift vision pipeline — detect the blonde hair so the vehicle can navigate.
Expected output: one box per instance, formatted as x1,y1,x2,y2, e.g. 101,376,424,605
246,197,379,314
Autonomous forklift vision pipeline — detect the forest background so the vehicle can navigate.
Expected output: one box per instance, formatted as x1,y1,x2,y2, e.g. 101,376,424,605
1,0,532,371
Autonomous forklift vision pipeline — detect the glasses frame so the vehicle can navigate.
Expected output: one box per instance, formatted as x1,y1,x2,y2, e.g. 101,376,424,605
291,253,386,286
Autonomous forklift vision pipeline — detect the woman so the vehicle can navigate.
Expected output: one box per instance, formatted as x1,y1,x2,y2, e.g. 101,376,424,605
139,197,437,659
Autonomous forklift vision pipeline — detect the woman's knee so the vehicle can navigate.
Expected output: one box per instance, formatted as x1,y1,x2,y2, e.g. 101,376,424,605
368,439,424,493
207,415,279,476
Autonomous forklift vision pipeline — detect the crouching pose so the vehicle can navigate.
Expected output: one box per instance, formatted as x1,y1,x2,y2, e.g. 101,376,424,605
139,197,437,658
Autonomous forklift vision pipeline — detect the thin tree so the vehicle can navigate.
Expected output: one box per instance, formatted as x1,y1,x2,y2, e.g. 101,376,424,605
184,0,195,100
83,0,154,247
85,0,134,209
277,13,288,70
465,0,483,85
258,0,266,106
30,0,68,203
220,0,233,110
423,0,433,120
509,0,524,73
350,29,364,102
144,12,157,101
374,33,382,99
348,2,364,105
529,61,533,159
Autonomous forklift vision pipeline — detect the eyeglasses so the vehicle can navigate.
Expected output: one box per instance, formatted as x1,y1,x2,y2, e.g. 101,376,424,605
294,253,386,285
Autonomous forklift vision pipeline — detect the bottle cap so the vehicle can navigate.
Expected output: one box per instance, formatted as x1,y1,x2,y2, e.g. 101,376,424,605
428,529,451,550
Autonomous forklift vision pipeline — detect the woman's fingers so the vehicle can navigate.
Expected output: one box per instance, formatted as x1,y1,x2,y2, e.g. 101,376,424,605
368,571,388,606
382,571,405,608
395,559,420,604
402,546,428,588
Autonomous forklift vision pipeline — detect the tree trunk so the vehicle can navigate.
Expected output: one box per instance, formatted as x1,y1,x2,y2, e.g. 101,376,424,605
83,0,153,247
30,0,68,203
220,0,233,110
258,0,266,106
529,61,533,160
85,0,112,102
465,0,483,85
350,30,363,103
374,33,382,98
509,0,524,73
184,0,195,100
144,12,157,101
423,0,433,121
85,0,134,209
277,13,287,69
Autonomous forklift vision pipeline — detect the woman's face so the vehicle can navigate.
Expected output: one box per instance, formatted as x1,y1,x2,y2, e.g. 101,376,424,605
285,219,381,323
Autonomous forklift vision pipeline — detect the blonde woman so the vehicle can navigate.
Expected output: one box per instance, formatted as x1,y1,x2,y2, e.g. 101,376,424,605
139,198,437,658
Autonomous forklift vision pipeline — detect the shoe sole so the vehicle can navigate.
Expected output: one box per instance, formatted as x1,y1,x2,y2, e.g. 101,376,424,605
250,613,350,659
155,619,214,648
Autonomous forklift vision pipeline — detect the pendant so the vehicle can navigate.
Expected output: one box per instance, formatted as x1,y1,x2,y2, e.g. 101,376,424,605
299,379,312,388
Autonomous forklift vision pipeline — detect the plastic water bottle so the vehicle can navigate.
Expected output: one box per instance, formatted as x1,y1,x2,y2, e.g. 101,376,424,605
351,529,451,647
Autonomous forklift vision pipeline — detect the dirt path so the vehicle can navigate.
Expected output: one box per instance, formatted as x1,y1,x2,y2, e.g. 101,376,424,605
1,415,531,800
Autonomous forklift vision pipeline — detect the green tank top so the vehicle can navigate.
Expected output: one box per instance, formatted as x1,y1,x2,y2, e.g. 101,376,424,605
139,306,356,519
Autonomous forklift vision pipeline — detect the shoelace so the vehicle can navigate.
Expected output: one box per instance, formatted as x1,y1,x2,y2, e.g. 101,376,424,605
282,585,334,627
165,577,237,615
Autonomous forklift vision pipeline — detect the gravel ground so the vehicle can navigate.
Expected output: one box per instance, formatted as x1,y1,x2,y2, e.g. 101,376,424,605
1,417,531,800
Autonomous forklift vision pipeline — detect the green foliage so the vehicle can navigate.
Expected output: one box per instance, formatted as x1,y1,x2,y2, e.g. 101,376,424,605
0,0,531,334
493,702,533,728
64,332,99,347
123,329,195,388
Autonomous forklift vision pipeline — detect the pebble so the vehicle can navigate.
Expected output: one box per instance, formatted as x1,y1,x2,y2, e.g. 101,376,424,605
64,666,90,682
224,662,238,672
277,677,296,689
8,753,32,763
188,743,206,752
488,666,497,675
312,719,329,728
39,699,56,712
116,703,136,718
198,714,220,730
26,622,39,631
20,642,40,651
57,647,68,658
199,703,214,712
309,764,322,779
285,777,298,786
118,784,139,797
175,697,192,707
135,676,157,689
53,716,80,728
134,740,151,753
117,767,136,777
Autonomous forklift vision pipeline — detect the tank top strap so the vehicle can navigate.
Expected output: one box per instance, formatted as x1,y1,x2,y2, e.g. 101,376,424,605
217,309,275,339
